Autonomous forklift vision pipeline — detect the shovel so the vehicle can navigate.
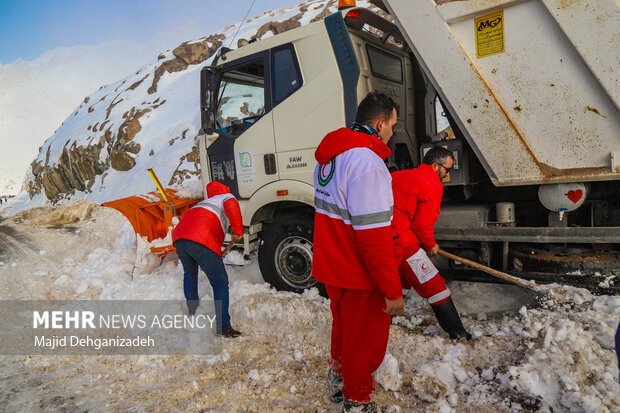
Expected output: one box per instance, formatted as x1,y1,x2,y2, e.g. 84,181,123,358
221,238,236,258
438,249,546,293
437,249,594,303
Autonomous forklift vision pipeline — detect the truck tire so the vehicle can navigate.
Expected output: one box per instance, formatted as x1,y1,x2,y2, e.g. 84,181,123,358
258,213,324,294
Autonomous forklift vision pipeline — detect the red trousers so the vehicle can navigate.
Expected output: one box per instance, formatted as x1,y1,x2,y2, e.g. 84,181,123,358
398,260,451,305
326,285,391,404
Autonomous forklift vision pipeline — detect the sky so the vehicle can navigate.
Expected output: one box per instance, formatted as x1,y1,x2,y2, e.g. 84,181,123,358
0,0,297,63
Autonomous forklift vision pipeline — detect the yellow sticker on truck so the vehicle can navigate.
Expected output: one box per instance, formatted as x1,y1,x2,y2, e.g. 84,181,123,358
475,10,505,58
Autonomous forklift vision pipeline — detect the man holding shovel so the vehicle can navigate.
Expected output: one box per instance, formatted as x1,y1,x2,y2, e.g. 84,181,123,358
172,181,243,338
392,146,471,340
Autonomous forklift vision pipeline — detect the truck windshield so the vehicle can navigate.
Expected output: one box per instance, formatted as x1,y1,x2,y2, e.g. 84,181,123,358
216,59,265,135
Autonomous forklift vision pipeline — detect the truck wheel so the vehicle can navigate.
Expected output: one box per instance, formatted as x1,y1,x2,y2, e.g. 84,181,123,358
259,213,322,293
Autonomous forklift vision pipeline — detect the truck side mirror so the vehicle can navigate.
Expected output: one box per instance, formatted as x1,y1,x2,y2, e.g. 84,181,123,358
200,67,216,133
203,68,214,92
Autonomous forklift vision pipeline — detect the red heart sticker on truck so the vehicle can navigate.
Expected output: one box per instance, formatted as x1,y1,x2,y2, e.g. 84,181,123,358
566,190,583,203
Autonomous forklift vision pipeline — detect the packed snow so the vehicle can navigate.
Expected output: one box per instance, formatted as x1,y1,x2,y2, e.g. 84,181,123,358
0,200,618,412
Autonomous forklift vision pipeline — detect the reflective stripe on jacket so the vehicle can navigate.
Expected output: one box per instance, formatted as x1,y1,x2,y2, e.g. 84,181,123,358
172,181,243,256
192,194,235,234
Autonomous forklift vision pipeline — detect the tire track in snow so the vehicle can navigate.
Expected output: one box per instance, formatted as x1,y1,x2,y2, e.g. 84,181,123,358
0,225,39,262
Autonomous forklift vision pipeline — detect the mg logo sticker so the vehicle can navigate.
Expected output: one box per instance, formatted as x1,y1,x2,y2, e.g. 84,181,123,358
318,159,335,187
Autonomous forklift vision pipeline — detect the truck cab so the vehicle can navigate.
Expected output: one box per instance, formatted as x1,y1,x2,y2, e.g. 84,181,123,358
198,7,425,291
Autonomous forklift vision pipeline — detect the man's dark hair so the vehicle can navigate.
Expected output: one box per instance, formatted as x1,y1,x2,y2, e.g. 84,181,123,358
422,146,454,166
355,92,398,125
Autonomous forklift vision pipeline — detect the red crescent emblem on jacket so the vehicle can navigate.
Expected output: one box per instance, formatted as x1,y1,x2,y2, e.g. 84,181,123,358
321,163,330,179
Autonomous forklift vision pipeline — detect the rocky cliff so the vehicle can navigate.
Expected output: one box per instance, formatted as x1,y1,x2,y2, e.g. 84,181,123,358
25,0,350,204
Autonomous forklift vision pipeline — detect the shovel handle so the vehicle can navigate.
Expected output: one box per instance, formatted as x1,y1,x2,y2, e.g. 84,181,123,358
221,239,236,258
438,249,541,291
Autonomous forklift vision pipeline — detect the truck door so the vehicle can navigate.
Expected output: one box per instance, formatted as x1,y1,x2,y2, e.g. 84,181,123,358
270,44,314,184
351,33,417,170
208,51,278,199
366,42,417,170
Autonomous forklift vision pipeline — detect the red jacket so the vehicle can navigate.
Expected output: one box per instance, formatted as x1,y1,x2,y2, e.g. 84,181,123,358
391,163,443,260
172,181,243,256
312,128,402,300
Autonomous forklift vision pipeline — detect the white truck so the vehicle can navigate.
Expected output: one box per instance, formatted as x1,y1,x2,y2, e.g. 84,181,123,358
198,0,620,292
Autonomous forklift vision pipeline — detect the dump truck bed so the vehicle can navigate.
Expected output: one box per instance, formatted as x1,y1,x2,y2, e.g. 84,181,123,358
382,0,620,186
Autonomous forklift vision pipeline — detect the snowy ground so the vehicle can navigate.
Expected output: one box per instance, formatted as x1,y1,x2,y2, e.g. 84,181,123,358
0,201,618,412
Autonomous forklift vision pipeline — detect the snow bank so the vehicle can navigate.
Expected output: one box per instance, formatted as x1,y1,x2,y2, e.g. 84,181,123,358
11,198,97,226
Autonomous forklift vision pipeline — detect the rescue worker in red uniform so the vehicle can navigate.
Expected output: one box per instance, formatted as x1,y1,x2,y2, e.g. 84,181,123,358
172,181,243,338
313,92,404,413
392,146,471,340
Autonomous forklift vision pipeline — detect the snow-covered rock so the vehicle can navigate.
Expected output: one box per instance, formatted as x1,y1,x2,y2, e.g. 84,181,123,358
374,353,402,391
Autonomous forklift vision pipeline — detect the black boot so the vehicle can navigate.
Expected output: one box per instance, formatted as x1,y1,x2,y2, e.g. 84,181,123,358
328,368,343,403
431,298,472,340
343,399,379,412
220,327,242,338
